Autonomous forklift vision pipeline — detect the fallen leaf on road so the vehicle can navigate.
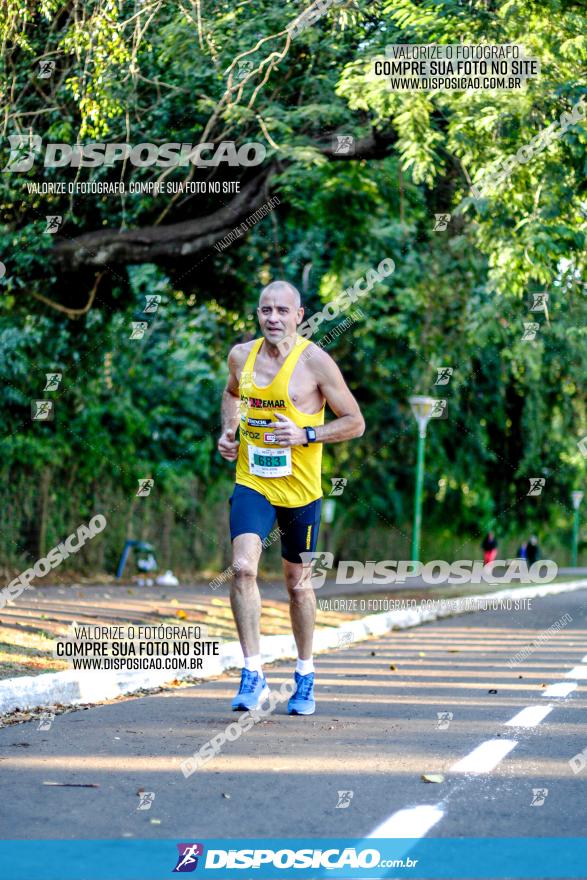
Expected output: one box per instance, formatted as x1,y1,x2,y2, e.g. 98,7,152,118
370,651,376,656
421,774,444,784
389,664,397,670
488,689,498,694
222,793,231,799
43,781,99,788
447,649,459,653
176,610,187,619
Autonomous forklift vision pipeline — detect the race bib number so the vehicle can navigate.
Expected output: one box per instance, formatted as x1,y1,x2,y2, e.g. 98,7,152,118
248,445,292,478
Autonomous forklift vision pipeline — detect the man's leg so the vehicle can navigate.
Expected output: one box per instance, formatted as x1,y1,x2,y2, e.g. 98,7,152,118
277,498,322,715
230,532,263,658
228,484,276,710
283,559,316,660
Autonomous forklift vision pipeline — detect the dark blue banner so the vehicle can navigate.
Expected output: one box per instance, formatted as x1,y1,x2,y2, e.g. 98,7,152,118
0,838,586,879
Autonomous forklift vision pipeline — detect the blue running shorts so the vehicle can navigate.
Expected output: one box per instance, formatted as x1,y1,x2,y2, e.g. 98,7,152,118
229,484,322,564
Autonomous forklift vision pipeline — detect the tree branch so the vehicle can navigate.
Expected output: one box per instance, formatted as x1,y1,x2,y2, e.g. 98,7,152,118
51,127,397,272
53,168,275,270
31,271,105,318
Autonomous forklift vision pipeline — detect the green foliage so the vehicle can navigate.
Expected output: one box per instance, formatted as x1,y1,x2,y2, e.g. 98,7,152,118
0,0,586,572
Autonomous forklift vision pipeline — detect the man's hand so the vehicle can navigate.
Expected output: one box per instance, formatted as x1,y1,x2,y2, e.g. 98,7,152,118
218,428,239,461
273,412,307,447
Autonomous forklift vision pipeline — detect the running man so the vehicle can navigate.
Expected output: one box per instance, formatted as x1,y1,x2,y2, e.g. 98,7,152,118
217,280,365,715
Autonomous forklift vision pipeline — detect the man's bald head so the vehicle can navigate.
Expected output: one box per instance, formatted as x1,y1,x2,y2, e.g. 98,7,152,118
257,280,303,349
260,280,301,308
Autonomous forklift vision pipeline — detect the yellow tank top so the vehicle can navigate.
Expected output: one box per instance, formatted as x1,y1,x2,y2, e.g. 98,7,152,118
235,335,325,507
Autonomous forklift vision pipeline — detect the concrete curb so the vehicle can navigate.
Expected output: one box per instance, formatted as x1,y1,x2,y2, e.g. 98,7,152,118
1,578,586,716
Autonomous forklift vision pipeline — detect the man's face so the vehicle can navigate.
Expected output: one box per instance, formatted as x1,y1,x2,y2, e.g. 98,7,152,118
257,288,303,346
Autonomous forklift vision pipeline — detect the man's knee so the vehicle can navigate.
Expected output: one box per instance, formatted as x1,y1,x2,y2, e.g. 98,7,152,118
233,556,258,583
285,566,313,594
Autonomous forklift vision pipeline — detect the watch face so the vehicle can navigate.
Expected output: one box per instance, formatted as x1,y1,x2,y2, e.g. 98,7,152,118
307,427,316,442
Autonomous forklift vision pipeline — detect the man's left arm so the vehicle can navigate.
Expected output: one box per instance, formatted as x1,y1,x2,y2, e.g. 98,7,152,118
311,351,365,442
273,350,365,446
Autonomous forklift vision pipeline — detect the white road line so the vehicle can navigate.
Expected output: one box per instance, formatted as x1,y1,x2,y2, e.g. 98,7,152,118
565,666,587,679
450,739,517,773
504,705,553,727
368,803,445,839
542,682,577,697
367,620,587,849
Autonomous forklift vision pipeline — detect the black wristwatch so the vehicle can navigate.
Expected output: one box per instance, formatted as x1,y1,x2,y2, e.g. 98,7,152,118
303,426,317,447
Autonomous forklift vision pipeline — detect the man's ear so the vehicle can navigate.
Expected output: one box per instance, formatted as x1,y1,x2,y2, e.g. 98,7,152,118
296,306,304,325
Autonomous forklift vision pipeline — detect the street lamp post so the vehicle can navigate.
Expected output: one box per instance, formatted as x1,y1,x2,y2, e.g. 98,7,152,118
409,396,438,563
571,490,583,568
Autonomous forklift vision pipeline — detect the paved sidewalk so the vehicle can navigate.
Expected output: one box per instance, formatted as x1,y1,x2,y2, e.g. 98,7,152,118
0,579,358,679
0,588,585,841
2,572,585,679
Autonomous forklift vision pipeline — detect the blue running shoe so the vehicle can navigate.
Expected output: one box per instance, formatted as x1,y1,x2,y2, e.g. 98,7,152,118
231,668,270,711
288,671,315,715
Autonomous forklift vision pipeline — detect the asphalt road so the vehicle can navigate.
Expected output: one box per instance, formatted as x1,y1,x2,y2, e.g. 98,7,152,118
1,588,586,846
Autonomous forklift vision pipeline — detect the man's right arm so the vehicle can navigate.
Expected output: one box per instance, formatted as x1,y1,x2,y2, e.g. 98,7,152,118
218,346,244,462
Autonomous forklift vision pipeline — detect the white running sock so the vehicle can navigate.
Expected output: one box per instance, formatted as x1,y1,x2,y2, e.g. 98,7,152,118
244,654,263,673
296,657,315,676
